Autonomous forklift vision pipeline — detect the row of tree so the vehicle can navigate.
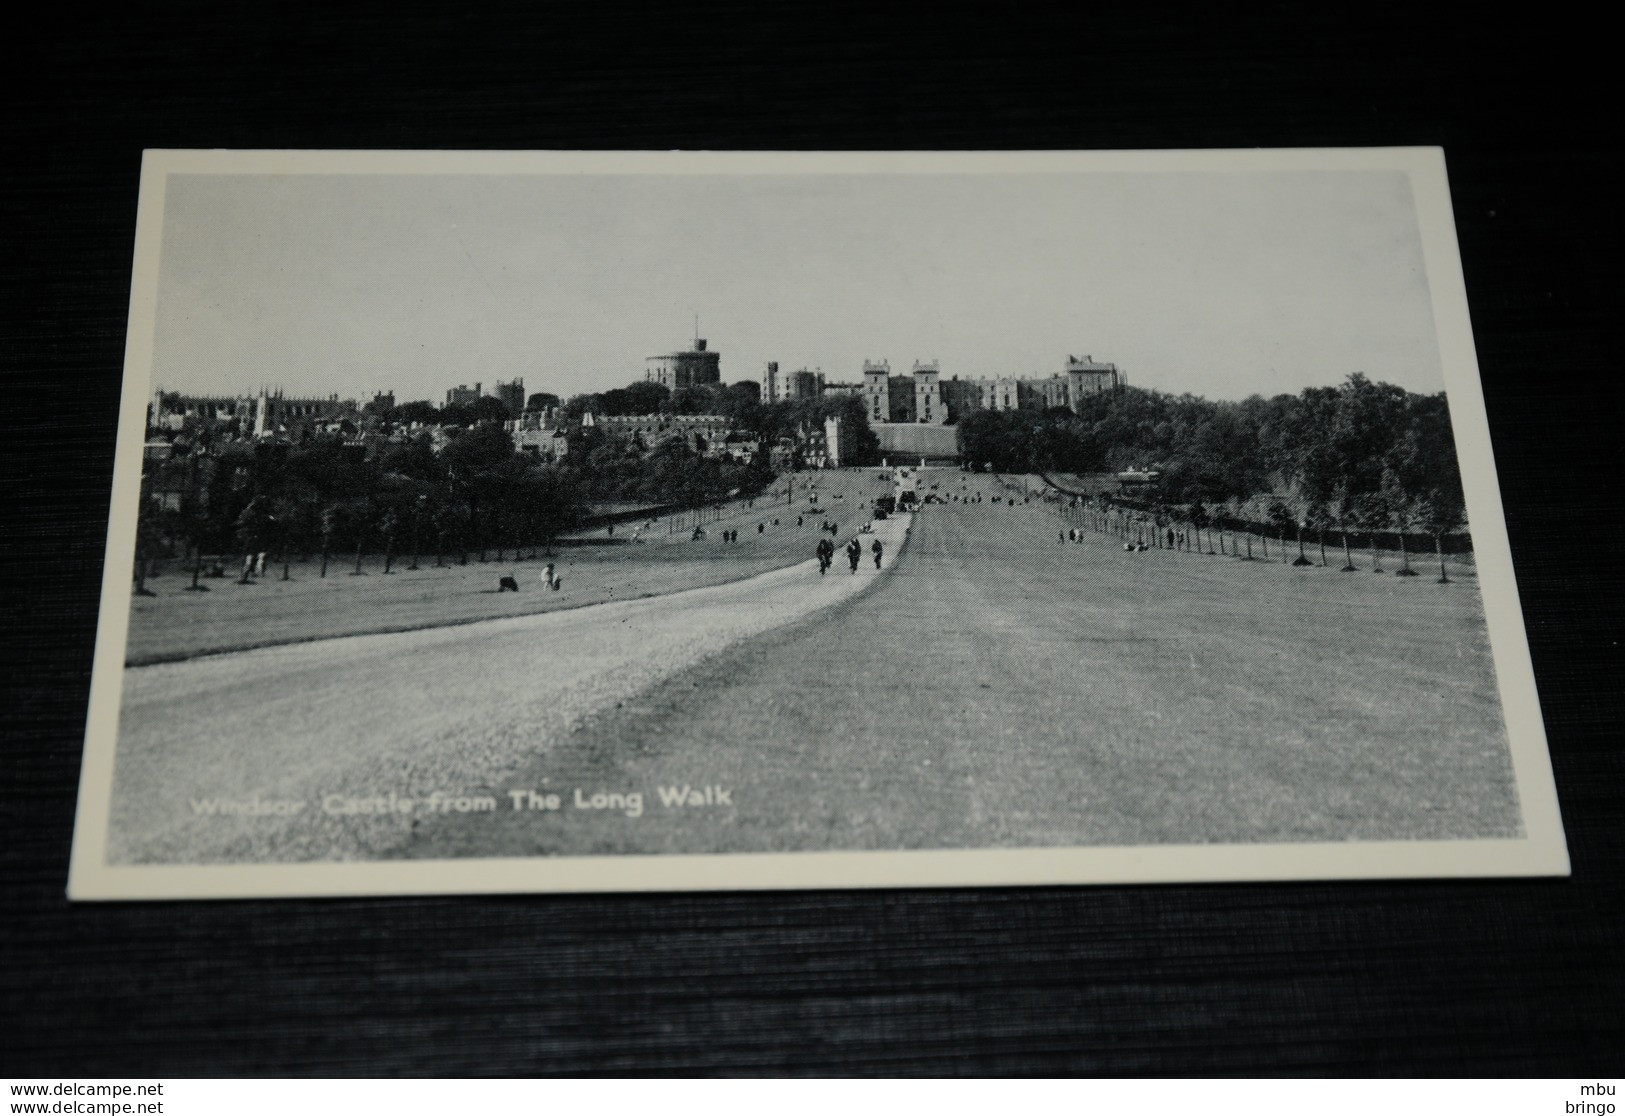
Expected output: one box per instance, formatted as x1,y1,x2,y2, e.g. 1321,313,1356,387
137,418,777,583
959,374,1467,541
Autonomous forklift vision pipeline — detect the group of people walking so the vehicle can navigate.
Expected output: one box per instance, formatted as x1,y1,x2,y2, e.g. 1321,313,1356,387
815,535,882,575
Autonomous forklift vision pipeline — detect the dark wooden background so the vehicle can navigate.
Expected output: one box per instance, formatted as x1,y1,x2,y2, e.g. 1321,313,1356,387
5,3,1621,1076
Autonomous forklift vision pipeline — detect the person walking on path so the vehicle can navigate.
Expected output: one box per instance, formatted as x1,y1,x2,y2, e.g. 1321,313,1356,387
816,537,834,575
871,538,884,569
846,537,862,573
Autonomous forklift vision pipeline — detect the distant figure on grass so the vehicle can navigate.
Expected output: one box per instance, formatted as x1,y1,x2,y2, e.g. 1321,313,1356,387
816,538,834,575
541,562,558,591
758,522,765,534
692,526,705,541
871,539,884,569
846,538,862,573
498,575,520,592
797,515,804,527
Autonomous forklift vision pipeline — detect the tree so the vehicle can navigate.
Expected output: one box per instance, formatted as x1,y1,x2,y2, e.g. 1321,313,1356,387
270,492,306,581
394,400,439,425
671,384,718,416
1351,491,1388,573
1189,500,1211,553
1267,499,1295,564
471,395,512,423
1305,501,1332,566
562,393,603,421
431,501,461,568
1380,467,1418,576
133,491,161,597
624,381,671,415
526,392,561,413
319,504,339,578
1331,481,1359,572
378,508,399,574
348,500,373,575
232,496,274,583
1389,392,1466,583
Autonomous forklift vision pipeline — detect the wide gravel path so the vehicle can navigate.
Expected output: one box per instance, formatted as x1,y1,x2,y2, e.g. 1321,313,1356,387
107,514,913,864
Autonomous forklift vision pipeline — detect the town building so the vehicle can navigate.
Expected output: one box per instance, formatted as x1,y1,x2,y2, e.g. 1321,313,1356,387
513,428,569,461
785,368,824,401
761,361,781,403
583,412,734,457
721,432,760,464
492,378,525,417
939,376,980,421
1030,374,1072,411
445,382,483,407
1065,354,1122,398
822,415,843,467
148,387,358,439
861,360,891,425
645,337,722,389
845,351,1124,442
509,406,569,461
911,360,945,425
973,376,1024,412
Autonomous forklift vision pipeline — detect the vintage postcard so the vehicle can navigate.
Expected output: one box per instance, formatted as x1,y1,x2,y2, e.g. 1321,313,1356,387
67,148,1567,899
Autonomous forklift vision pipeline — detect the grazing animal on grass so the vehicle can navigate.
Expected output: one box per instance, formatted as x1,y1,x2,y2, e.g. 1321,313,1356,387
498,576,520,592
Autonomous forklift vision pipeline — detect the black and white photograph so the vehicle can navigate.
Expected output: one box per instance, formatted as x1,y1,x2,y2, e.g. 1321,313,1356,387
66,148,1566,899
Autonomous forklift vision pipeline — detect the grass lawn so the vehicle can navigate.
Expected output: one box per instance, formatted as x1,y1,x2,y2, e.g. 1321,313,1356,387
400,469,1519,856
125,469,898,665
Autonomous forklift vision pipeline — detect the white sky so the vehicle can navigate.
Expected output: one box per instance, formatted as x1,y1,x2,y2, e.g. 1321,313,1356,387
150,170,1445,403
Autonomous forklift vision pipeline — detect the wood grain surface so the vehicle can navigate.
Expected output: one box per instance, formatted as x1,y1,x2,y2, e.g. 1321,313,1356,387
4,2,1620,1076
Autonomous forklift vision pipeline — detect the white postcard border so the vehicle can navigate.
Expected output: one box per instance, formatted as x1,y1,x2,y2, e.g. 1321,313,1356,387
68,147,1568,900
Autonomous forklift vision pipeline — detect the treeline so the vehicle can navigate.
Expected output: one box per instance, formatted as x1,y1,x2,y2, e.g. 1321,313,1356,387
137,375,893,581
958,374,1466,539
137,420,773,580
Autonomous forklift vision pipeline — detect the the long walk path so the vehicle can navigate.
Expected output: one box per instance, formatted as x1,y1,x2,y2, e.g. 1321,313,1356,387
107,511,913,864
